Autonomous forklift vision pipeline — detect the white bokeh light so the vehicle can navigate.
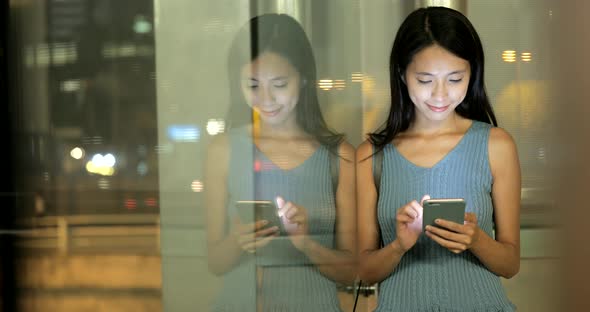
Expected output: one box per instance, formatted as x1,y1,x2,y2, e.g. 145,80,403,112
206,119,225,136
70,147,84,159
103,153,116,167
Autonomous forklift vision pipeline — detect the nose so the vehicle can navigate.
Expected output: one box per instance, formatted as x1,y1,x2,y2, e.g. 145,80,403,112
258,85,275,107
431,81,447,102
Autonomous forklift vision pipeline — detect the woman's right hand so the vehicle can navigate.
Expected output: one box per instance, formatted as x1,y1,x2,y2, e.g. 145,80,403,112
232,218,279,253
395,195,429,252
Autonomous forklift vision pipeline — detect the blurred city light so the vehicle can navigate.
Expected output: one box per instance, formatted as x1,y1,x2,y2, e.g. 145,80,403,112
334,79,346,90
61,79,81,92
167,125,200,142
144,197,157,207
191,180,204,192
206,119,225,135
351,72,364,83
318,79,334,91
70,147,84,159
86,153,116,176
133,15,152,34
521,52,532,62
103,153,116,167
502,50,517,62
125,198,137,209
97,178,110,190
137,161,148,176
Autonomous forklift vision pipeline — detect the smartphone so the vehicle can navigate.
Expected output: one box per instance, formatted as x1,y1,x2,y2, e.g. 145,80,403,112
235,200,285,235
422,198,466,232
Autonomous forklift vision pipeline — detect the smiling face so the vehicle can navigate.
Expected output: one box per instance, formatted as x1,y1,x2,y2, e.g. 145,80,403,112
240,51,302,129
405,44,471,125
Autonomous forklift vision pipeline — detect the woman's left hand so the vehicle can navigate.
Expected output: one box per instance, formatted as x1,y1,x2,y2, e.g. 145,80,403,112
276,196,309,250
424,212,481,254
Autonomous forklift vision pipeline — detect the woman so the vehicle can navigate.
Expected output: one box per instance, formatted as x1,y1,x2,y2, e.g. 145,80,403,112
206,14,356,312
356,7,520,311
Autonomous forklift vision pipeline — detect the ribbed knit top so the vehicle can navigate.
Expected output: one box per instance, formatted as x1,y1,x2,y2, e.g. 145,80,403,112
211,127,342,312
375,121,516,312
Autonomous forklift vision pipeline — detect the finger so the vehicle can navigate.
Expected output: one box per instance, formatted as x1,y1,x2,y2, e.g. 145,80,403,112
433,218,464,233
425,225,467,243
275,196,286,209
398,203,419,219
246,234,276,250
425,231,467,252
255,226,279,237
396,214,415,223
284,205,298,220
278,201,294,218
289,215,305,224
408,201,423,218
237,233,256,246
253,219,272,231
238,220,268,234
464,212,477,224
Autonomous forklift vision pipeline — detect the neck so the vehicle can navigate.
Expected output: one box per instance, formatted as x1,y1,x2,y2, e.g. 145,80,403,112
254,120,307,140
408,112,463,136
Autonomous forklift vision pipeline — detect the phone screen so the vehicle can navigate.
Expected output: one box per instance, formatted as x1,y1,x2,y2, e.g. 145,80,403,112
422,198,466,232
235,200,285,235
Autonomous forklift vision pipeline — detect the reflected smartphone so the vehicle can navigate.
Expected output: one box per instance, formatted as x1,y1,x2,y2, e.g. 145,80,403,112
235,200,285,235
422,198,466,232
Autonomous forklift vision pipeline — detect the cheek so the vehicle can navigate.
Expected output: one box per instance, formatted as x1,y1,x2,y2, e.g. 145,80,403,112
407,84,429,103
241,89,260,108
277,88,300,107
452,84,469,103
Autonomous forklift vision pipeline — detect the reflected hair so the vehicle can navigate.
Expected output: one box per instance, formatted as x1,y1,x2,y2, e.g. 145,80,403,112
227,13,343,148
369,6,497,150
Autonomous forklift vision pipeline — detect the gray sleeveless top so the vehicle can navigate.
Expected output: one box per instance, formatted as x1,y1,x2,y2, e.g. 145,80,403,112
211,127,342,312
375,121,516,311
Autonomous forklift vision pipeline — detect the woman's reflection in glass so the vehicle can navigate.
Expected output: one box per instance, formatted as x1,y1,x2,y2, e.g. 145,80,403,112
205,13,356,312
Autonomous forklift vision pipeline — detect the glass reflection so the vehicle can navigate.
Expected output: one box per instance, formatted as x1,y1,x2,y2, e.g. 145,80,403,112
205,13,356,312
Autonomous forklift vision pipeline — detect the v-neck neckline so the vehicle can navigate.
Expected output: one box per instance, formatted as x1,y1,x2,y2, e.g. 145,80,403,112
253,143,322,172
391,121,476,170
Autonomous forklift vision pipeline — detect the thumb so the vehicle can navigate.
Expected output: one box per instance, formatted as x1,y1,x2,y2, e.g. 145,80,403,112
275,196,285,209
419,194,431,206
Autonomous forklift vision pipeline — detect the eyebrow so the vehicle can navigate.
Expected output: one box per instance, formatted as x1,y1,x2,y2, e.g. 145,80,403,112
245,76,289,81
415,70,467,76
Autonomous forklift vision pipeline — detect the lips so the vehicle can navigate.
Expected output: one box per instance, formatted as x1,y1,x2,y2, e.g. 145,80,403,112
426,104,450,113
259,107,281,117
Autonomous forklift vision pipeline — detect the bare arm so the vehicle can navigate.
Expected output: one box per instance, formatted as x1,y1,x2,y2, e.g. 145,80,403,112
471,127,521,278
425,128,521,278
356,141,416,285
297,142,358,285
205,134,243,275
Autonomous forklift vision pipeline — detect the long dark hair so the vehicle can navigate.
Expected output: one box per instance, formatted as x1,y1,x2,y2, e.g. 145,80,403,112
369,6,497,150
227,13,343,148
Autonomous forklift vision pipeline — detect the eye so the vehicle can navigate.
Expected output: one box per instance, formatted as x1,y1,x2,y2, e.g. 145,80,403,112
244,82,259,89
449,78,463,83
417,79,432,84
273,80,288,88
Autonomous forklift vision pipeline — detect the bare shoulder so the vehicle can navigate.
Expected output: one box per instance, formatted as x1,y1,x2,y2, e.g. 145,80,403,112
488,127,518,155
488,127,520,175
